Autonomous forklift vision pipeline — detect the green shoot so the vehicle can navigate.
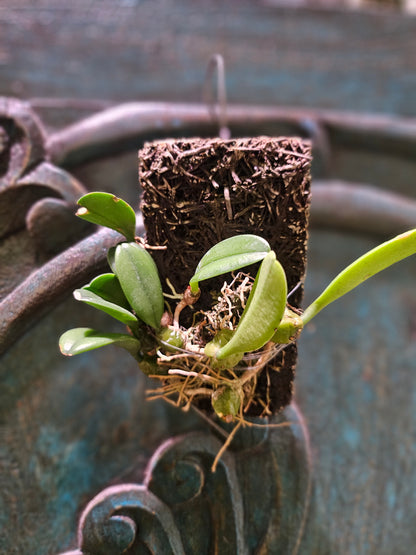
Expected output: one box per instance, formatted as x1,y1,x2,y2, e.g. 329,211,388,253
76,192,136,242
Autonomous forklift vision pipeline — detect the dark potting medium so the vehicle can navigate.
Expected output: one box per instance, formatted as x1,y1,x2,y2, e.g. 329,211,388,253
139,137,312,415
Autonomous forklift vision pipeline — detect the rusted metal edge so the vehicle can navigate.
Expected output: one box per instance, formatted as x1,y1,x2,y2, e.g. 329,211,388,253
45,102,416,166
0,215,144,357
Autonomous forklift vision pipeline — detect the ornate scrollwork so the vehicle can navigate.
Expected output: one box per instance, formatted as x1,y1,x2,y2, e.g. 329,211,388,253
0,97,88,262
60,403,313,554
76,484,186,555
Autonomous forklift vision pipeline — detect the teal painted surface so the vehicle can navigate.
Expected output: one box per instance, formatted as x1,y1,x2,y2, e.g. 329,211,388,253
297,230,416,553
62,407,313,554
2,229,416,553
0,300,206,554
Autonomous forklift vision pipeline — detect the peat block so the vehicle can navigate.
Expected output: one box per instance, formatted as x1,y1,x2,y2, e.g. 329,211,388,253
139,136,311,415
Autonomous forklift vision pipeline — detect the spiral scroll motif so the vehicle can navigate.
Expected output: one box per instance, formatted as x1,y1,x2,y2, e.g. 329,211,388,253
76,484,185,555
59,403,313,554
0,97,88,265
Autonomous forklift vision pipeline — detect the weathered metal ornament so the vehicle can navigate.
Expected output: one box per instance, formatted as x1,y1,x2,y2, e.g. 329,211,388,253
59,404,313,555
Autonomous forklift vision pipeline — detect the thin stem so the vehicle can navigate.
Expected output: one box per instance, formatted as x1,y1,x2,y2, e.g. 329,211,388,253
173,298,187,329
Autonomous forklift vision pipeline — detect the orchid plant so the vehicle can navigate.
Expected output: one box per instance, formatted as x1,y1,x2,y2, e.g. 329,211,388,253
60,192,416,425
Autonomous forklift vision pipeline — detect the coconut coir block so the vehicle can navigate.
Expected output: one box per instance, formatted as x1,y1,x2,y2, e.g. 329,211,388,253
139,136,311,415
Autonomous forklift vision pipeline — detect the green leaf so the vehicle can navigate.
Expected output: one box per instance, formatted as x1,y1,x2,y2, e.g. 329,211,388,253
73,287,138,327
84,273,130,310
189,234,271,293
113,242,164,329
76,192,136,241
302,228,416,324
59,328,141,357
216,251,287,359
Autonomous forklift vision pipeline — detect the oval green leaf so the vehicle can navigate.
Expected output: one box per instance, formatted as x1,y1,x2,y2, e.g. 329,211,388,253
59,327,141,357
216,251,287,359
302,228,416,324
84,273,130,310
189,234,271,293
113,242,164,329
76,192,136,241
73,287,138,327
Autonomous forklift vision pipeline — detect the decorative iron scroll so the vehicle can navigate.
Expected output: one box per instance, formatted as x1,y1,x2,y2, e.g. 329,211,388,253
0,97,88,269
60,403,313,554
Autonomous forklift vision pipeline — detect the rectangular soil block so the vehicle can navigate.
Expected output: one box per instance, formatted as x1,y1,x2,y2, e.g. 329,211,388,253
139,136,311,415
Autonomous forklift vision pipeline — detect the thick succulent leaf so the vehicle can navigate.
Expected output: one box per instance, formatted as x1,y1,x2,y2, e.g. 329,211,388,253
84,273,130,310
113,242,164,329
302,228,416,324
216,251,287,359
59,327,141,356
73,288,138,326
76,192,136,241
189,234,271,293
